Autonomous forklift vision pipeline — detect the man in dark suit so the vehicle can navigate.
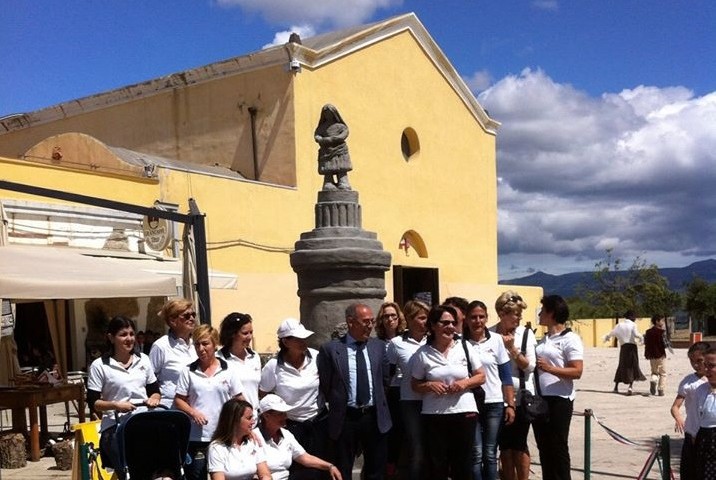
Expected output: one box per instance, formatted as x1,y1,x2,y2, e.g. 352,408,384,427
317,303,392,480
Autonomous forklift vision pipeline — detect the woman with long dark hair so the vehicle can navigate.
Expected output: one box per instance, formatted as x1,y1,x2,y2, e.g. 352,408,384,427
411,305,485,480
218,312,262,410
87,316,161,476
208,398,271,479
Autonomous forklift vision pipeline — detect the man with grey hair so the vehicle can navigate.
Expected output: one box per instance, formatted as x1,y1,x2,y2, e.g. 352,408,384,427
317,303,392,480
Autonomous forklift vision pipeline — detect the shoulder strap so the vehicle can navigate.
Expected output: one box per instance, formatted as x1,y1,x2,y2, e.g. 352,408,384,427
518,328,529,389
461,339,473,376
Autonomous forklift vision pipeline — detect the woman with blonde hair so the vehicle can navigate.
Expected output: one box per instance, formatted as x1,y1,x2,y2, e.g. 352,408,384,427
175,325,245,480
488,291,535,480
149,298,198,407
387,300,429,479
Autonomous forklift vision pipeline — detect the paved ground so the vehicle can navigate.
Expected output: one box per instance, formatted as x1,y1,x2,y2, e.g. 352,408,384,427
0,346,699,479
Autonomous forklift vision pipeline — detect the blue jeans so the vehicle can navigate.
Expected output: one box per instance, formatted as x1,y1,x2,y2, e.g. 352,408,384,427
473,402,504,480
184,441,209,480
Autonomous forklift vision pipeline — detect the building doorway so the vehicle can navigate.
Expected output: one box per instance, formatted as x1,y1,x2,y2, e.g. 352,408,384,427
393,266,439,307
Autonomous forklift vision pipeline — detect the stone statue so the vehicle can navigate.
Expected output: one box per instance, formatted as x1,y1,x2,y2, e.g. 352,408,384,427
315,104,352,191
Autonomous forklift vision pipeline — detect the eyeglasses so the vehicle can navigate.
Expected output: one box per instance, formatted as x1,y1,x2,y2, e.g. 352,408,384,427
509,295,523,303
436,319,458,327
178,311,196,320
351,317,376,327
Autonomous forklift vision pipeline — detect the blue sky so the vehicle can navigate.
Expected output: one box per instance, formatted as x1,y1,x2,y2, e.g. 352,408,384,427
2,1,715,280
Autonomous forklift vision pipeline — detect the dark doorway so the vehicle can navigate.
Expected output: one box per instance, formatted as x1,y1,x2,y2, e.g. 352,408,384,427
14,302,54,370
393,266,439,307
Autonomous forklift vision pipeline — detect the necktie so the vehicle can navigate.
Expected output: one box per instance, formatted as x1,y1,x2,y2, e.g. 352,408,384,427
356,342,370,406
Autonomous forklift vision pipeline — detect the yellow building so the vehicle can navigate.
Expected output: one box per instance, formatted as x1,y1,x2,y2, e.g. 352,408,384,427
0,13,542,362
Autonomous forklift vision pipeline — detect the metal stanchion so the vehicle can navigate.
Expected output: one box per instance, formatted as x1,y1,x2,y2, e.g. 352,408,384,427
584,409,592,480
660,435,670,480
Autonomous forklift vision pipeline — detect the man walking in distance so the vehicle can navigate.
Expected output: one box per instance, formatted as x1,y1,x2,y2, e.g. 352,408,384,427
318,303,392,480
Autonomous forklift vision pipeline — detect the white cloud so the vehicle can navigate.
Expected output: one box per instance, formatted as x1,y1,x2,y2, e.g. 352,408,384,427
262,25,316,49
463,69,493,93
479,69,716,277
531,0,559,11
216,0,402,28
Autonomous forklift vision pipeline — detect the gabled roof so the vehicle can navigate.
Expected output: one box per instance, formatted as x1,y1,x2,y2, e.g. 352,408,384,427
0,13,498,135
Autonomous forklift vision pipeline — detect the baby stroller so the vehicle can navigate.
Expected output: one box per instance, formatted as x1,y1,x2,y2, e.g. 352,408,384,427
114,406,191,480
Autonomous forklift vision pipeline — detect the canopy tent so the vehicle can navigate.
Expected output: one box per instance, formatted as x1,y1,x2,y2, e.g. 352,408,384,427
0,245,178,378
0,245,178,300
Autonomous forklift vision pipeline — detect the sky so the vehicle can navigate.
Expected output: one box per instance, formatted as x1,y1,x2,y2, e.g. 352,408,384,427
2,1,715,280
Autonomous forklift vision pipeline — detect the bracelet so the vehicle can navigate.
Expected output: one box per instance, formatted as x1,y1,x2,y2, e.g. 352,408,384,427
505,405,515,410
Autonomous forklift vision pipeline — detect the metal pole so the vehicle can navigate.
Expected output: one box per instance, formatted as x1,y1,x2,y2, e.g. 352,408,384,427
188,198,211,324
584,409,592,480
660,435,671,480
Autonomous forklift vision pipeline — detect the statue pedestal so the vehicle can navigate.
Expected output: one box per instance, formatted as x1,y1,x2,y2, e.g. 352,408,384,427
290,190,391,347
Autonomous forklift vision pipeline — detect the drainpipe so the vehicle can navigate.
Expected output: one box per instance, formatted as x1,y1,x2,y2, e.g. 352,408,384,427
248,107,259,180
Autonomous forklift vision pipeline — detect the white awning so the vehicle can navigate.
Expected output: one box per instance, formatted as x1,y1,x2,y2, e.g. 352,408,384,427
0,245,178,299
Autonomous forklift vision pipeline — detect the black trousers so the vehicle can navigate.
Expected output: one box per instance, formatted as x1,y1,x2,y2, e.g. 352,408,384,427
286,412,329,480
422,412,477,480
532,396,574,480
330,407,387,480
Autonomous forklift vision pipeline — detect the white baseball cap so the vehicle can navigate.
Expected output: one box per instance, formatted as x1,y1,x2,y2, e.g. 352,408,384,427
259,394,292,413
276,317,314,339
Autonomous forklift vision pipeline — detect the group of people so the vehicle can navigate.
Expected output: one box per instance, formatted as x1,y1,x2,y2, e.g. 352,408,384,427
670,341,716,479
85,292,586,480
604,310,673,396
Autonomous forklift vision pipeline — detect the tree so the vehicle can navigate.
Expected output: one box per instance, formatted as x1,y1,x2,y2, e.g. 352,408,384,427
685,277,716,330
581,249,681,319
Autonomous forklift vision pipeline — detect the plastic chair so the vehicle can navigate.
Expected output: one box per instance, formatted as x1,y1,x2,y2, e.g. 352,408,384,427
71,420,115,480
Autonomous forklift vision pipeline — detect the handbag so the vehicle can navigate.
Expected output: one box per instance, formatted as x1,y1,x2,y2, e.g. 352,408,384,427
516,328,549,423
461,338,486,410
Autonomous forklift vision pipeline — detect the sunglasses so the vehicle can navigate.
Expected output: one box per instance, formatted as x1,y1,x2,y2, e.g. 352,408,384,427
178,311,196,320
509,295,523,303
436,319,458,327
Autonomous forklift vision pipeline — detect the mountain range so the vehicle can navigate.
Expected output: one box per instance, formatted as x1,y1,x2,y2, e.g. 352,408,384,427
499,259,716,298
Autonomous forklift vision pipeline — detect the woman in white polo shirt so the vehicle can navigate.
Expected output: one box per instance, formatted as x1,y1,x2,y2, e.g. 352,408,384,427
465,300,515,480
218,312,262,411
259,318,325,480
87,316,161,476
533,295,584,480
149,298,198,408
411,305,486,480
386,300,428,479
255,394,341,480
175,324,245,480
208,398,271,480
